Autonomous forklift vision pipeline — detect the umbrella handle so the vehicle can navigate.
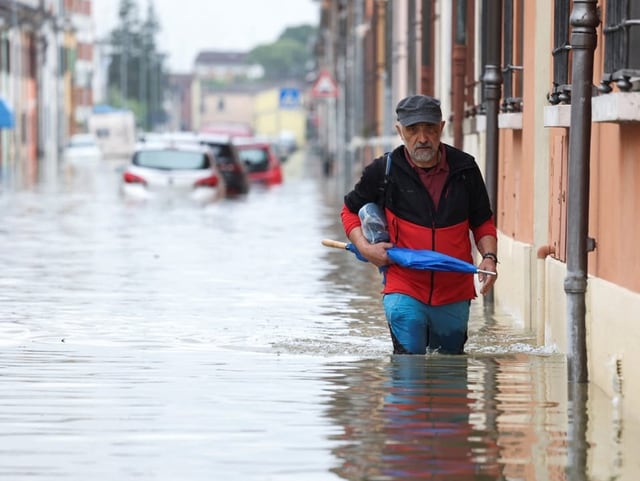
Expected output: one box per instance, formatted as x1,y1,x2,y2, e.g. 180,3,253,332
477,268,497,276
322,239,348,250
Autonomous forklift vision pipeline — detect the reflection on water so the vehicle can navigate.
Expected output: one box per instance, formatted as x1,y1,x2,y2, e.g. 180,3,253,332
322,354,633,481
0,155,638,480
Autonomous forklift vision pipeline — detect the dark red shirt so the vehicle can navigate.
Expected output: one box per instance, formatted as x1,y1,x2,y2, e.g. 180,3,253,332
404,145,449,211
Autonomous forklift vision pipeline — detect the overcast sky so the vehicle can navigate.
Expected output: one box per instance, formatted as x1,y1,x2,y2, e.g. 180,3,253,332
92,0,320,72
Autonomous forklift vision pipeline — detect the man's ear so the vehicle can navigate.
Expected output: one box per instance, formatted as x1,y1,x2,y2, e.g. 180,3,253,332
395,124,403,139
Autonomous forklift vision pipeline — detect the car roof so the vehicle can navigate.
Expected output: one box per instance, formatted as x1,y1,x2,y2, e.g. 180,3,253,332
233,140,274,150
196,132,233,144
134,140,210,153
232,135,275,147
139,131,198,141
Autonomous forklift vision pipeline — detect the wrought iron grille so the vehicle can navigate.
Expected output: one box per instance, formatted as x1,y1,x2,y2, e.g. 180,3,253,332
476,0,523,115
599,0,640,92
548,0,572,104
501,0,524,112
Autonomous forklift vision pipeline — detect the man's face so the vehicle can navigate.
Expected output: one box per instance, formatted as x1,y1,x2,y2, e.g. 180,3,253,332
396,121,445,166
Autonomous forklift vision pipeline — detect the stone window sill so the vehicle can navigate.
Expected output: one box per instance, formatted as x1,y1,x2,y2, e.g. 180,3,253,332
544,92,640,127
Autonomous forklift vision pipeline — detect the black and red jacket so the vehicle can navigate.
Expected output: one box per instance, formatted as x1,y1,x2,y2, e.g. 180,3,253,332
342,143,496,305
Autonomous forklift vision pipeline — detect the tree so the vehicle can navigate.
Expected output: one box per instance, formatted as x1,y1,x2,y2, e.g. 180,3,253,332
139,1,166,129
247,24,317,82
279,25,316,46
107,0,167,129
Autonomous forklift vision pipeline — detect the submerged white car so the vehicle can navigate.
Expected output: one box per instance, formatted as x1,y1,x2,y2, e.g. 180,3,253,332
120,141,226,204
62,133,103,170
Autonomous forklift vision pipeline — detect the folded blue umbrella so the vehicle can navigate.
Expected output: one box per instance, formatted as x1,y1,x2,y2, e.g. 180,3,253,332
322,239,496,276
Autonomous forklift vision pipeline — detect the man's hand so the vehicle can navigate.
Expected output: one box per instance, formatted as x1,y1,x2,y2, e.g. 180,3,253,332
356,241,394,267
477,257,497,295
348,227,393,268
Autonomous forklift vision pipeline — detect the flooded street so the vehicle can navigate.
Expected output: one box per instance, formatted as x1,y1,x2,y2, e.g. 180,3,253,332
0,153,638,480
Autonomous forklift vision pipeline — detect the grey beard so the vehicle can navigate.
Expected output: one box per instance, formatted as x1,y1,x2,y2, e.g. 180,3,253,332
412,148,436,163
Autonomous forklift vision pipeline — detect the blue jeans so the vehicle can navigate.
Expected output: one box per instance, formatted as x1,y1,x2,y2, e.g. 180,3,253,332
383,293,470,355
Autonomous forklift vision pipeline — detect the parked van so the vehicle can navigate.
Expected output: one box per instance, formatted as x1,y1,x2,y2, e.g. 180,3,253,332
88,105,136,159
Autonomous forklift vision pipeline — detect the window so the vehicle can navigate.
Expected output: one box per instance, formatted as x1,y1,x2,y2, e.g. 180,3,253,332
134,150,210,170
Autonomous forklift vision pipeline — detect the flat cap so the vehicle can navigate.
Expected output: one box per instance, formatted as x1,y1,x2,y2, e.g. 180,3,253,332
396,95,442,126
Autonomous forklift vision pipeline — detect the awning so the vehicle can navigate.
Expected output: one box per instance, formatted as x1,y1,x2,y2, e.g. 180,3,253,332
0,97,14,129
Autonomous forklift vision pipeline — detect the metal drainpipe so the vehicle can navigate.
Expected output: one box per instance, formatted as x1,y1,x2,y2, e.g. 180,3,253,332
383,1,394,152
452,0,467,149
565,0,599,384
354,0,364,157
407,0,417,94
481,0,502,311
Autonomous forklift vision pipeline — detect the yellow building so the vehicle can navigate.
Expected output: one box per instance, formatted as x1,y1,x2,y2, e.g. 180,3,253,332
253,86,307,148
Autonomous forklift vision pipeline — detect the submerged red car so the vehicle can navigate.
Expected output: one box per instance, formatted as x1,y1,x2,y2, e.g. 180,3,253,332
234,139,283,186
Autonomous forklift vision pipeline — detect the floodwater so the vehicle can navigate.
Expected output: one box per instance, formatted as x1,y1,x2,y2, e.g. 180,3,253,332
0,152,638,480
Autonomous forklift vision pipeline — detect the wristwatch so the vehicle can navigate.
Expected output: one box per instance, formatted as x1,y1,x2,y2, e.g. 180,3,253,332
482,252,498,263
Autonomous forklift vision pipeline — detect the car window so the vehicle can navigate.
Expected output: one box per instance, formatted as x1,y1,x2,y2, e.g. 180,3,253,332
238,148,269,172
134,150,210,170
201,142,241,167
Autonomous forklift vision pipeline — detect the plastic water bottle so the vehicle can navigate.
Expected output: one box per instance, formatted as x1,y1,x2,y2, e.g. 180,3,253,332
358,202,390,243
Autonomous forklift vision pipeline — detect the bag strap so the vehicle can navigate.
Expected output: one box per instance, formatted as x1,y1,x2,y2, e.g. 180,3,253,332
382,152,392,191
377,152,392,209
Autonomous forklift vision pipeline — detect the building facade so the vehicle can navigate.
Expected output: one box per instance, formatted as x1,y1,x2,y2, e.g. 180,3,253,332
314,0,640,419
0,0,94,184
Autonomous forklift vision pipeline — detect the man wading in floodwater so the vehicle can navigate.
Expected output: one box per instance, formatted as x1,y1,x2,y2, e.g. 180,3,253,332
340,95,498,355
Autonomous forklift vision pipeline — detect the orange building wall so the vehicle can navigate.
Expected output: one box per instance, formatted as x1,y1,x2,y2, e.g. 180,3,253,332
502,0,640,292
497,0,538,245
590,122,640,292
498,130,531,241
537,0,640,294
584,0,640,291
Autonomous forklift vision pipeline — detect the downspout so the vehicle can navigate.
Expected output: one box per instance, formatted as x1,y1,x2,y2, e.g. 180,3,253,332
407,0,417,94
481,0,502,311
383,1,394,152
354,0,364,155
452,0,467,149
337,2,349,193
376,1,386,148
564,1,599,384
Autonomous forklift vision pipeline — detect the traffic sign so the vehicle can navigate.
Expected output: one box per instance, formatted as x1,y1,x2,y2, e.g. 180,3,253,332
279,88,301,109
311,69,338,98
